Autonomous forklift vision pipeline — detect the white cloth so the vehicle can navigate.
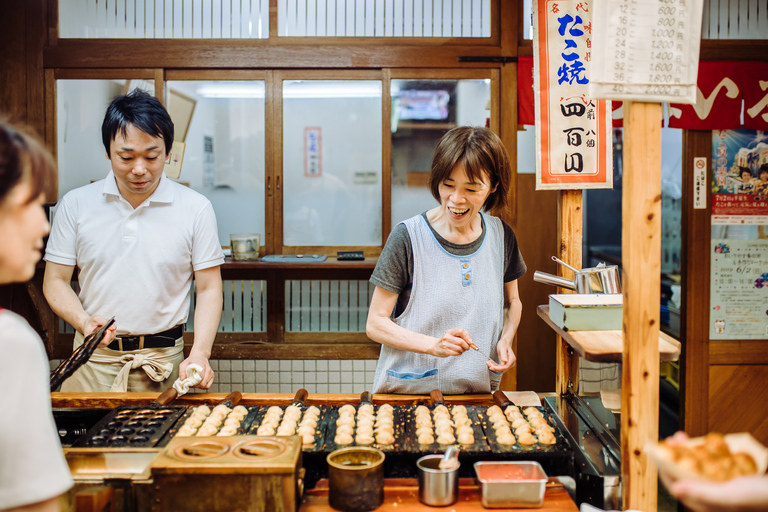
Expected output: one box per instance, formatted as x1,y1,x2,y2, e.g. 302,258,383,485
45,170,224,336
173,363,203,396
371,212,506,394
0,310,72,509
60,332,183,393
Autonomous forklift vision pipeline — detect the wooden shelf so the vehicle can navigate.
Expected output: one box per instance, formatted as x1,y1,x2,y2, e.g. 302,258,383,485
537,305,680,363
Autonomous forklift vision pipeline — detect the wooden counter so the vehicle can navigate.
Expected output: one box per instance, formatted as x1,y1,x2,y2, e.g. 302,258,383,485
537,305,680,363
301,478,578,511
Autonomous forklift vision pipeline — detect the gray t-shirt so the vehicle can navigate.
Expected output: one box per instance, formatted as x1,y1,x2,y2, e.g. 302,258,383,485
370,212,527,317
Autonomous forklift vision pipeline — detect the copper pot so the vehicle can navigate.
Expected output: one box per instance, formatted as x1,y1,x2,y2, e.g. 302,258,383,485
327,447,385,512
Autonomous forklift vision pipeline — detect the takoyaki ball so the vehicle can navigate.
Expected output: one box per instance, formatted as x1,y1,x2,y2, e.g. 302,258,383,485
529,417,554,432
299,417,318,429
266,406,284,417
457,431,475,445
434,405,449,415
415,405,430,416
511,417,530,430
358,404,374,415
513,424,533,436
262,416,280,429
523,407,543,418
418,432,435,445
277,425,296,436
212,405,231,416
217,426,238,437
374,416,393,427
453,415,471,428
456,424,474,437
224,416,242,427
357,416,374,429
184,416,204,428
257,425,276,436
339,404,356,415
494,426,513,438
497,432,517,445
504,405,520,417
356,425,374,437
336,424,354,436
491,418,510,431
415,416,433,429
517,432,538,445
416,426,434,437
334,433,354,445
305,405,321,417
537,430,556,445
196,425,218,437
451,405,467,415
356,433,375,445
297,424,315,437
196,405,212,416
177,425,197,437
301,433,315,445
487,405,503,416
436,432,456,445
336,416,355,428
378,404,394,414
203,416,223,428
232,405,248,416
433,410,451,422
376,431,395,445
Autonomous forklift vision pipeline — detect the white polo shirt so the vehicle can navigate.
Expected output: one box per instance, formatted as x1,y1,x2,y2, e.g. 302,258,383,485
45,171,225,336
0,309,73,509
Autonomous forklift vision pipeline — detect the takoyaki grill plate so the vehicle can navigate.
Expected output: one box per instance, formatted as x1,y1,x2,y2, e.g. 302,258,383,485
322,404,410,454
73,404,187,448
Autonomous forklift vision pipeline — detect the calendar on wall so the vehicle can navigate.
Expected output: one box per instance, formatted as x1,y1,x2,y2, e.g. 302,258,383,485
710,239,768,340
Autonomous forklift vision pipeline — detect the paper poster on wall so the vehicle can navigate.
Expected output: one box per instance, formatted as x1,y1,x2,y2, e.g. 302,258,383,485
304,127,322,177
533,0,613,190
710,239,768,339
711,129,768,225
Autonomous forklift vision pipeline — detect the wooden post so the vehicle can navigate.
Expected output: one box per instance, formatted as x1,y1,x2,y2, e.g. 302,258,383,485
621,101,662,511
556,190,582,397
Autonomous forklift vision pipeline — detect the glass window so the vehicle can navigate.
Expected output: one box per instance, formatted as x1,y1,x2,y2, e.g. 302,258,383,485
282,80,383,247
56,79,129,198
390,79,491,226
166,80,266,247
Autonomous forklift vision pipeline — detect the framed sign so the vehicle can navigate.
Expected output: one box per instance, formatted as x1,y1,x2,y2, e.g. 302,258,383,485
534,0,613,190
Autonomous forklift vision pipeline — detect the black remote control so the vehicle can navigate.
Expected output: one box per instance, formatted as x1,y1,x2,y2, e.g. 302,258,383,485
337,251,365,261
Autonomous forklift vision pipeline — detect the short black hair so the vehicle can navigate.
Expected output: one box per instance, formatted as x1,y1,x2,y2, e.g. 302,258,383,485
102,89,174,157
0,120,56,205
760,164,768,176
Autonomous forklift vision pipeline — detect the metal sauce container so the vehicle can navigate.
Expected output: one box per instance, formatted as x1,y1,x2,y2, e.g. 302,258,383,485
327,447,385,512
533,257,621,294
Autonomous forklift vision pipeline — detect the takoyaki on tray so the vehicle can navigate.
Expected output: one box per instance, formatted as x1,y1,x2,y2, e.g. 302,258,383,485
403,390,491,455
247,404,329,453
478,403,571,455
168,403,258,440
321,400,408,454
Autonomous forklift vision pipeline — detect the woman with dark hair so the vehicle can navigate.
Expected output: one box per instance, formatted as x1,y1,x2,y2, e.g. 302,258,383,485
0,121,72,511
367,126,526,394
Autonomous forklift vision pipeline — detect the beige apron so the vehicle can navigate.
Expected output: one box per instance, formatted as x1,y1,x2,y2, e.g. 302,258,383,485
60,332,183,393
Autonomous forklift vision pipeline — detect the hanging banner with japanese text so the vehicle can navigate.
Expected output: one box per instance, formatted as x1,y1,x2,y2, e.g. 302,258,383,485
533,0,613,190
711,129,768,225
304,127,322,177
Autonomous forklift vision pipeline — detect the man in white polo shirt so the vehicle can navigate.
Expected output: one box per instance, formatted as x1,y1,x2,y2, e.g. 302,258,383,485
43,89,224,393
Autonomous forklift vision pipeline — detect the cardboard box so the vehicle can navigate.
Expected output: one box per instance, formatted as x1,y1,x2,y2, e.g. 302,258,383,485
548,294,623,331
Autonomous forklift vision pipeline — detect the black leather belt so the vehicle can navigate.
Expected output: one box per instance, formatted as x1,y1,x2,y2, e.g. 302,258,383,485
107,325,183,351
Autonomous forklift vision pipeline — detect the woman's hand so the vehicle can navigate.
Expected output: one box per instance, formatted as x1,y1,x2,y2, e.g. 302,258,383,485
487,337,516,372
429,328,474,357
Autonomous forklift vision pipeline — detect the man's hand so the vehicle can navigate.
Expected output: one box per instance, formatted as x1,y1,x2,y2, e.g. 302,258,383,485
179,355,214,389
429,328,474,357
82,315,117,348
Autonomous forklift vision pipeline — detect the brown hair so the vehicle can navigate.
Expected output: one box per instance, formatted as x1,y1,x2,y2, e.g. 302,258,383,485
0,121,56,206
428,126,510,213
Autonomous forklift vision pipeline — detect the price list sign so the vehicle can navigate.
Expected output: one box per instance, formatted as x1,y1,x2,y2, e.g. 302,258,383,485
710,239,768,340
589,0,704,104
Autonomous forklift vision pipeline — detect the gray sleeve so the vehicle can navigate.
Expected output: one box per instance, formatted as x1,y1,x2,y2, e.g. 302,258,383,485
502,220,527,283
370,223,413,294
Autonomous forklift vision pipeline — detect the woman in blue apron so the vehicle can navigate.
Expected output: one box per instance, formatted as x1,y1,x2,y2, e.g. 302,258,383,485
367,127,526,395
